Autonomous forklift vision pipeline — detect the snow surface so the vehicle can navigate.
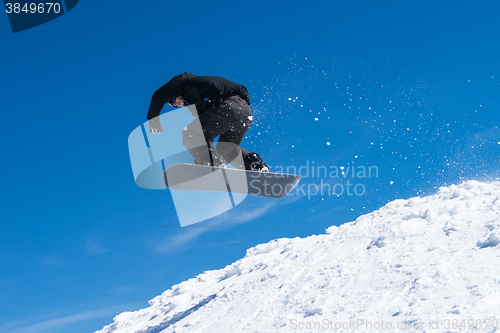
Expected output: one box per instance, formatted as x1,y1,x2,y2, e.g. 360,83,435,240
97,181,500,333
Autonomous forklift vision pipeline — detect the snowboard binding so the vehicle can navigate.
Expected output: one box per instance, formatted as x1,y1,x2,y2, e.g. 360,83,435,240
245,153,270,173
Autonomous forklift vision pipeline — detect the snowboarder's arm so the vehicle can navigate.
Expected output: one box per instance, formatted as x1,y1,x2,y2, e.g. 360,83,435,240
147,88,170,120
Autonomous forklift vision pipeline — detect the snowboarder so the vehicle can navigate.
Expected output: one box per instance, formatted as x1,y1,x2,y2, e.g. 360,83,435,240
147,72,269,172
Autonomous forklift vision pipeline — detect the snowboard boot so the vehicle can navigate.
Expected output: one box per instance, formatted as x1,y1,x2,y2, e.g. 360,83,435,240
245,152,270,173
198,148,227,168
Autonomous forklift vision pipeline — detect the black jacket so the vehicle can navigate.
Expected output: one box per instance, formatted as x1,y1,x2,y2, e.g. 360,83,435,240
147,73,250,120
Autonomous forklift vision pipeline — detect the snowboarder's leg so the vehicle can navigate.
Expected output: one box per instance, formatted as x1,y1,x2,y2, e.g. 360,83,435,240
211,95,254,168
182,95,268,170
210,96,269,171
183,95,249,166
182,118,213,164
182,109,236,167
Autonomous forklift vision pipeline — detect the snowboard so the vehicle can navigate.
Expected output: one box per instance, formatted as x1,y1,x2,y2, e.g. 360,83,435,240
162,163,300,199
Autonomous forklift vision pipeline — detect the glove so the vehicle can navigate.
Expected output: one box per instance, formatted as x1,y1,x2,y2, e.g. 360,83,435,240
149,117,163,134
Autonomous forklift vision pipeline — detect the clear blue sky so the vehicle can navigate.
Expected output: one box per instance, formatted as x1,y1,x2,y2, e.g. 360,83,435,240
1,1,499,332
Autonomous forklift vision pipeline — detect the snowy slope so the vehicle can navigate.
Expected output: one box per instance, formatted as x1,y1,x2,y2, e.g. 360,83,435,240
97,181,500,333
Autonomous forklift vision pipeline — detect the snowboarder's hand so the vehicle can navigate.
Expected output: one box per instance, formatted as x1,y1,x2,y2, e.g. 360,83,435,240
149,117,163,134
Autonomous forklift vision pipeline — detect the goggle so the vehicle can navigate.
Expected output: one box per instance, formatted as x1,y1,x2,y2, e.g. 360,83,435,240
168,98,189,107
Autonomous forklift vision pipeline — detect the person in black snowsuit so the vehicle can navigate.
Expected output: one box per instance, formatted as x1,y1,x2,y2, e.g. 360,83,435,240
147,72,269,172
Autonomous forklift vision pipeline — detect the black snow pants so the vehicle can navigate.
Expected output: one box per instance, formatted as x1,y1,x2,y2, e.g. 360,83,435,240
182,95,253,169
